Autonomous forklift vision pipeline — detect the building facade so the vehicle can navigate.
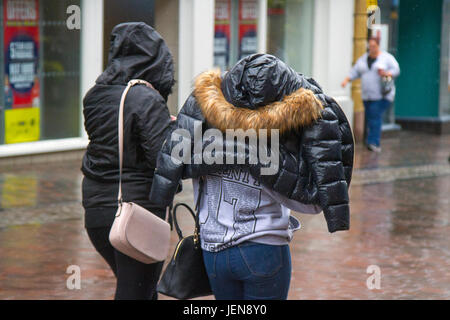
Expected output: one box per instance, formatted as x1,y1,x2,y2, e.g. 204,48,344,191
1,0,446,162
395,0,450,134
0,0,355,161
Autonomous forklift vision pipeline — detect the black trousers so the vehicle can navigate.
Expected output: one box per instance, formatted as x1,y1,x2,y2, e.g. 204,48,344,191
86,226,164,300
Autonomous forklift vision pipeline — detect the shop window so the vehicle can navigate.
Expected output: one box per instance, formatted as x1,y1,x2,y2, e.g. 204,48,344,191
0,0,81,144
439,0,450,116
267,0,314,76
214,0,259,71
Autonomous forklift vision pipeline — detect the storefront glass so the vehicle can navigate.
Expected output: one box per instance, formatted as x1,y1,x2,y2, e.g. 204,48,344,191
214,0,259,71
0,0,81,145
266,0,314,76
439,0,450,116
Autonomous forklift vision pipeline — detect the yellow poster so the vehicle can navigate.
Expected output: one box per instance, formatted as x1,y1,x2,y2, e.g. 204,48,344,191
5,108,40,144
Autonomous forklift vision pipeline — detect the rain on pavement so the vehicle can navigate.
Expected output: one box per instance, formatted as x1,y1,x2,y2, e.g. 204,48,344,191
0,131,449,300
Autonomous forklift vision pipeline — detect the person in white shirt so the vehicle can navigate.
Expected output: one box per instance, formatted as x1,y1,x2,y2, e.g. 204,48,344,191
342,37,400,152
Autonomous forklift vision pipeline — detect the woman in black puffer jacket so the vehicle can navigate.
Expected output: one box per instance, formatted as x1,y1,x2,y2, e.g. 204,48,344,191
150,54,354,233
81,22,175,300
149,53,354,300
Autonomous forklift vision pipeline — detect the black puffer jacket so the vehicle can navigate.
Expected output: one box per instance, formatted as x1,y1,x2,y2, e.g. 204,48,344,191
150,54,354,233
81,22,175,227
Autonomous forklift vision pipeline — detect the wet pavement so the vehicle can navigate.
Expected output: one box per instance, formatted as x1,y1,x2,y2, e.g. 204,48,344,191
0,131,448,300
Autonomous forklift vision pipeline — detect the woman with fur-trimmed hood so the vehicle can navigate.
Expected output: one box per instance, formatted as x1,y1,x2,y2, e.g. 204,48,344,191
150,54,354,300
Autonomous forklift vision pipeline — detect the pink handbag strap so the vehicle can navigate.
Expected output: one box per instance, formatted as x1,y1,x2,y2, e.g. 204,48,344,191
117,79,155,204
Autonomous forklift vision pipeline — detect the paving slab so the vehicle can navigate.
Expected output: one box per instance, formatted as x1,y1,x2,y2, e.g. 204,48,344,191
0,131,449,299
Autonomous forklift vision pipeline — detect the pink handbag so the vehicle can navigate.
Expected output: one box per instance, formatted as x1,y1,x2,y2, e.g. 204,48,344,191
109,79,171,264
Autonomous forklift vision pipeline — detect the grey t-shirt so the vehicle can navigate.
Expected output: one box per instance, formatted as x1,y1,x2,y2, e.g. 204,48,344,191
193,169,322,252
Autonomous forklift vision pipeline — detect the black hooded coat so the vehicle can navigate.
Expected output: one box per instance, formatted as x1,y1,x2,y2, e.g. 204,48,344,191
81,22,175,228
149,54,354,233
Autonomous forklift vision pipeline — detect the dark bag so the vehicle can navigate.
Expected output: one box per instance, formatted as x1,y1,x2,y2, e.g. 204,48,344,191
157,178,212,299
381,75,394,96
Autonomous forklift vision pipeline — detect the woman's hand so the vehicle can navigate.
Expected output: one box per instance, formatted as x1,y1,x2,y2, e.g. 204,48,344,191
378,69,392,77
341,77,350,88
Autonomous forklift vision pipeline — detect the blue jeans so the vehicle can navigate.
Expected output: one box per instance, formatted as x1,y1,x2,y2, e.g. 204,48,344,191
202,242,291,300
363,99,391,147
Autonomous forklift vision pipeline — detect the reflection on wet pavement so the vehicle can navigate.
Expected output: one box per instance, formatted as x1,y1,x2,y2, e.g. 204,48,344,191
0,164,82,228
354,131,450,169
289,175,449,299
0,131,448,299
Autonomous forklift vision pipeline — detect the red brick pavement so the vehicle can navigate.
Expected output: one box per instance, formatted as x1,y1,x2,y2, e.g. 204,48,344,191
0,131,449,299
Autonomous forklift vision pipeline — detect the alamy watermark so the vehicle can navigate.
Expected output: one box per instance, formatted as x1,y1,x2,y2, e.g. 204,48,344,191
367,5,381,30
170,121,280,175
66,265,81,290
366,265,381,290
66,5,81,30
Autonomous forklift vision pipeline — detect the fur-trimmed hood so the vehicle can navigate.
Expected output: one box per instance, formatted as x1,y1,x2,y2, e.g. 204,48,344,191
150,55,354,233
193,55,324,135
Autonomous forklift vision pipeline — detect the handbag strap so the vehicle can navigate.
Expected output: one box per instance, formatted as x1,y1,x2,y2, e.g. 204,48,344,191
171,177,204,246
172,203,196,240
117,79,154,204
117,79,171,222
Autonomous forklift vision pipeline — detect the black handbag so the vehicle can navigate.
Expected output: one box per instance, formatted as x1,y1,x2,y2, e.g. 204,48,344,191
157,178,212,299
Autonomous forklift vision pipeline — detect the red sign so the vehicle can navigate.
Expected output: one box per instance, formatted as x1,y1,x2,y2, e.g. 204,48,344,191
4,0,40,109
214,0,231,70
238,0,258,60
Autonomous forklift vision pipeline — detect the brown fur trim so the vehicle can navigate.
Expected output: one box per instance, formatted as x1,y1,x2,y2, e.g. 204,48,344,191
194,69,323,135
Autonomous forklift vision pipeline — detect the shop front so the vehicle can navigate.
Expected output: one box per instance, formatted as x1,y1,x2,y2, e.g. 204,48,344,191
209,0,354,126
212,0,315,75
0,0,358,161
0,0,81,146
0,0,172,159
395,0,450,134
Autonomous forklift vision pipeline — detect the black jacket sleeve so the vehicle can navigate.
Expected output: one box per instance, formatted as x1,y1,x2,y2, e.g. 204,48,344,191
302,106,350,232
148,94,199,206
135,89,172,168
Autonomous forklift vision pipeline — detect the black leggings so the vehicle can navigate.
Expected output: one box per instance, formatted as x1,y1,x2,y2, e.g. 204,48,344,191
86,226,164,300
